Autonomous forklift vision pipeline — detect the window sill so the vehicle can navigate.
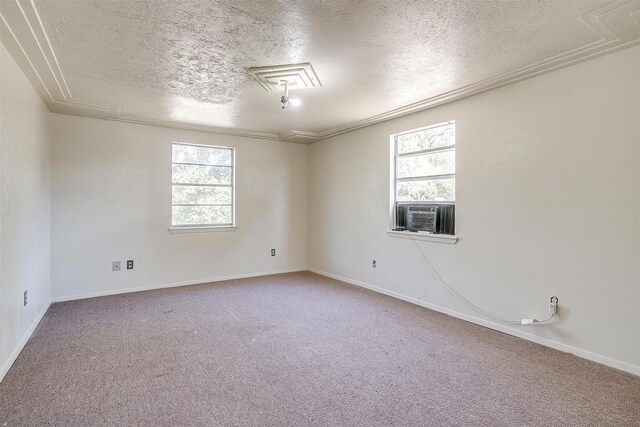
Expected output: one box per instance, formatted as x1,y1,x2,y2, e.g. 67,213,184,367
387,230,458,244
169,226,238,234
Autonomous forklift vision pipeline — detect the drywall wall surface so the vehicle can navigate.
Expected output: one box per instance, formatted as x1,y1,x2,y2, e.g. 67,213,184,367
50,114,308,300
309,46,640,374
0,42,51,381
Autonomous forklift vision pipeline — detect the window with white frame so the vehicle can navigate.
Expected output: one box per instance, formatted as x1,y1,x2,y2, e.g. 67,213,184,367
171,143,235,227
391,121,456,234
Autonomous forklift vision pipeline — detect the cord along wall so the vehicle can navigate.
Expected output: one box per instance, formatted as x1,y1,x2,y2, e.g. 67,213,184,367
308,46,640,375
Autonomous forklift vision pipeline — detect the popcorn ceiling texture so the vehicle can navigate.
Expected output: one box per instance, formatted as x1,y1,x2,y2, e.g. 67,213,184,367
47,1,261,104
31,0,606,134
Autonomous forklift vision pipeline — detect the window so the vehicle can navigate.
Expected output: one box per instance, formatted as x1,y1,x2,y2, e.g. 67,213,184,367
171,142,235,228
391,121,455,235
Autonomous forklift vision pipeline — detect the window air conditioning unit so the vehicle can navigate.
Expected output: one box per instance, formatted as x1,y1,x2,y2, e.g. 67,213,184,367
406,206,438,232
395,204,455,235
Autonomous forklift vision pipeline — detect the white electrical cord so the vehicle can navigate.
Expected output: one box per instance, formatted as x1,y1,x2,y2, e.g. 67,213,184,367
403,231,556,325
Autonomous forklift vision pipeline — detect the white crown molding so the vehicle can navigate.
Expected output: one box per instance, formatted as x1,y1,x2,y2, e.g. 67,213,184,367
1,0,639,144
277,130,324,143
303,0,640,142
0,0,122,116
111,115,282,141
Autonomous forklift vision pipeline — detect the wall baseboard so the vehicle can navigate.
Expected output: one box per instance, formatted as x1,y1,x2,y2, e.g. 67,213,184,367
308,268,640,377
3,269,306,382
51,268,308,303
0,301,51,383
25,268,640,379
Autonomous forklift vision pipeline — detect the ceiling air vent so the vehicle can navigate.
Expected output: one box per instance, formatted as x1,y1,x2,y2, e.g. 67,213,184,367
245,62,322,92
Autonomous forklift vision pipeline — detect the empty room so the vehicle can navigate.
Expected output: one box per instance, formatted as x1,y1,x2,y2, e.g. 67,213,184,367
1,0,639,425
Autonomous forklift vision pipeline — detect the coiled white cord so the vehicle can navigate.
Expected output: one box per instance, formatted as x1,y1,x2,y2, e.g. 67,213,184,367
403,231,556,325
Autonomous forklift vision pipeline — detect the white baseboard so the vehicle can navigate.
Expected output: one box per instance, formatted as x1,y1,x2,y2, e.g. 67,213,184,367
51,268,308,303
309,268,640,377
0,301,51,383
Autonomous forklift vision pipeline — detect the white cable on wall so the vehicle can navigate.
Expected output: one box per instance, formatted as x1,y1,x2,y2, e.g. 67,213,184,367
403,231,556,325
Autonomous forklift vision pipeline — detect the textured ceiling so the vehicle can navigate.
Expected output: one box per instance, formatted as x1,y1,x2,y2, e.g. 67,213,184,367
1,0,639,142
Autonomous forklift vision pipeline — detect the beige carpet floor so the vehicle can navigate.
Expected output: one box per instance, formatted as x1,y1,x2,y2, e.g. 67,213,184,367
1,271,638,426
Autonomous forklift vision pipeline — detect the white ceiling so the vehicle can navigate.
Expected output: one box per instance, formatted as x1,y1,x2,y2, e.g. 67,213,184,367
1,0,639,143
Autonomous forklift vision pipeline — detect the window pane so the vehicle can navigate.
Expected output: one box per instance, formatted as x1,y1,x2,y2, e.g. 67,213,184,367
172,164,232,185
397,150,455,178
396,178,455,202
397,123,455,154
172,144,232,166
172,185,231,205
172,205,232,225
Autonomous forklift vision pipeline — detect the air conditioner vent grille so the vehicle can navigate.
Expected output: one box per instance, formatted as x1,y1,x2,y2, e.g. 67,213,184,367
245,62,322,92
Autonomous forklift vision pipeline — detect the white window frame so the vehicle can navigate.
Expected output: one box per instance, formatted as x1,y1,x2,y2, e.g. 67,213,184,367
169,142,237,233
389,120,457,242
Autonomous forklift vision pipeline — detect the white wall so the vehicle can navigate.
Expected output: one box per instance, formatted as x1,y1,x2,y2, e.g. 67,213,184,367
2,32,638,381
50,115,308,300
0,42,51,381
309,46,640,374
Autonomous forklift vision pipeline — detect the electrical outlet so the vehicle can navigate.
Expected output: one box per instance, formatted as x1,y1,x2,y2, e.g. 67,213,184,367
372,259,377,268
127,260,134,270
271,249,276,256
23,290,27,306
112,261,121,271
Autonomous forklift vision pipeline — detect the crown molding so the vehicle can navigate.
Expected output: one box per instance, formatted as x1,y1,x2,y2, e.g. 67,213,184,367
1,0,639,145
111,115,282,141
277,130,323,143
0,0,122,116
304,0,640,142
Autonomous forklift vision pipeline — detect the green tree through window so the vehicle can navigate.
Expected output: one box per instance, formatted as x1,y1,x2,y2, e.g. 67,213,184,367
171,143,235,226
